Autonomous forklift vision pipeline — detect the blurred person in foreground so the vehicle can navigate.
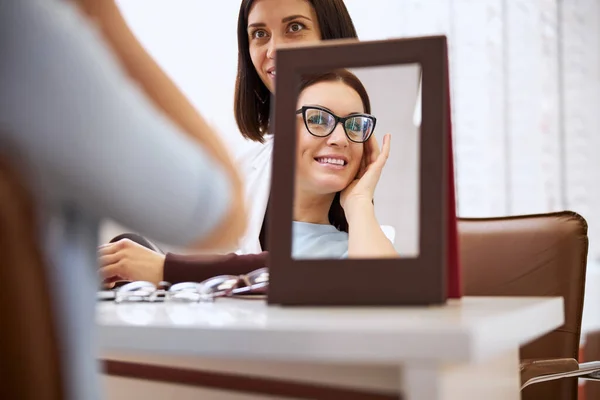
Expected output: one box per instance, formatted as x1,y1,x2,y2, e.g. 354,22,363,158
0,0,247,399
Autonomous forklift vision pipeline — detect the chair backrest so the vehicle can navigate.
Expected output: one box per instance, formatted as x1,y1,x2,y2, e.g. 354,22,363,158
458,211,588,400
0,158,65,399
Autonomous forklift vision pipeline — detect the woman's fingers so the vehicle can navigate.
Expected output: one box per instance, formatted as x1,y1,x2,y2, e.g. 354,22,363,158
97,243,117,257
97,241,129,267
97,239,138,267
379,133,391,163
369,135,380,165
359,135,380,176
98,252,121,267
97,239,128,257
99,264,125,281
364,135,374,166
358,152,367,178
372,134,390,167
365,134,391,175
97,240,129,278
97,239,166,284
102,281,117,289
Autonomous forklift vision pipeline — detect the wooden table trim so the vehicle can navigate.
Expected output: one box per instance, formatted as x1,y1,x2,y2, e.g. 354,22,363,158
102,359,399,400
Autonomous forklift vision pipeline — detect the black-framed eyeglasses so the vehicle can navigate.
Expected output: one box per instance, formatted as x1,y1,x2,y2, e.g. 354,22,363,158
296,106,377,144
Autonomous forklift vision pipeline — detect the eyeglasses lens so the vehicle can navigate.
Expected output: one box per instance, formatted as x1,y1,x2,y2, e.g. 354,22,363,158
345,117,374,142
305,109,335,136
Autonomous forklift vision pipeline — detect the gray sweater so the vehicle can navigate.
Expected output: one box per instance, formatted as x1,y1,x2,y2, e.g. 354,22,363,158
0,0,232,399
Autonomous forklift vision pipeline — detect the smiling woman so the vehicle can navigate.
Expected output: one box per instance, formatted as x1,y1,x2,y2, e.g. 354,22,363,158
291,69,396,259
246,0,321,93
294,70,372,232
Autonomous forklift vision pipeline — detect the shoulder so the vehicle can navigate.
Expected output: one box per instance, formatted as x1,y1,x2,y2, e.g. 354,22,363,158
292,222,348,259
293,222,348,243
234,134,274,169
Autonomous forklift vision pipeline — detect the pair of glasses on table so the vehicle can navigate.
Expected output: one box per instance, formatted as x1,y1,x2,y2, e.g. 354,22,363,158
97,268,268,304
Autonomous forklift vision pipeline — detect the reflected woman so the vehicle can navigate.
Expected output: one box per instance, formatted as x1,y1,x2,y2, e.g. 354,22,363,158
291,69,396,259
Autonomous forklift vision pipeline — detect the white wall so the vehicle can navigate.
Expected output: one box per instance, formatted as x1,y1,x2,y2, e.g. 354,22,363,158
349,64,421,256
114,0,247,153
108,0,600,269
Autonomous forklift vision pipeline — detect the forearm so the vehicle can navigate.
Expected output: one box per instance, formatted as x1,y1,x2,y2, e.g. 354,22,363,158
72,0,247,251
345,200,398,258
72,1,233,166
163,252,269,284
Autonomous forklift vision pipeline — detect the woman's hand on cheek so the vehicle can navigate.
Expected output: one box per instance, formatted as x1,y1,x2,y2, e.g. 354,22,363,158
340,133,391,211
355,134,376,179
97,239,166,285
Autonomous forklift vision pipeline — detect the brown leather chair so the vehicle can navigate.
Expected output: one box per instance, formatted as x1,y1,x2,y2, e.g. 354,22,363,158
0,159,65,399
581,330,600,399
459,211,599,400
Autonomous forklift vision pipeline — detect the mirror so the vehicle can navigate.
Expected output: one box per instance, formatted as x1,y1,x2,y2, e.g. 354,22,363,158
267,36,449,306
291,64,422,260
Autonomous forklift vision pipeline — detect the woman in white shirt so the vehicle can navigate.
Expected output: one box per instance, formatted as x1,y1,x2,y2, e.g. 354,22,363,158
233,0,360,254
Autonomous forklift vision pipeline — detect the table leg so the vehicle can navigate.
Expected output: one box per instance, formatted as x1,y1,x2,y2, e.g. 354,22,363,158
400,348,521,400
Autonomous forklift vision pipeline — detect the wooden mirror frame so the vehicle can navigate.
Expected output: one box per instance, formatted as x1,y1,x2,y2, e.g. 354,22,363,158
267,36,449,306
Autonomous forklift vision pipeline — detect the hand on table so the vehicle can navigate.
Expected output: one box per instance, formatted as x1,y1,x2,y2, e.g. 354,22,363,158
98,239,165,286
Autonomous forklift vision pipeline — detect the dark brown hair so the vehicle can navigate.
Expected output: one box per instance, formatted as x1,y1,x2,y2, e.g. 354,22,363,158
298,69,371,233
234,0,359,143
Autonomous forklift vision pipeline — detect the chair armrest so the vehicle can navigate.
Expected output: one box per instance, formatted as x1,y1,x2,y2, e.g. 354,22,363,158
520,358,600,390
520,358,578,386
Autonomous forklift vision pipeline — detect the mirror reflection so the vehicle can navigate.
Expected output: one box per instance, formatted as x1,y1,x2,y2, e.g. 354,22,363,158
291,64,421,260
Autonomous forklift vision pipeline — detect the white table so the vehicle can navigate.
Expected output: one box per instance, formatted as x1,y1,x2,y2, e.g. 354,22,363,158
98,296,564,400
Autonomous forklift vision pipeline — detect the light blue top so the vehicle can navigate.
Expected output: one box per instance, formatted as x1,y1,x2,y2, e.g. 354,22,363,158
0,1,232,399
292,221,349,259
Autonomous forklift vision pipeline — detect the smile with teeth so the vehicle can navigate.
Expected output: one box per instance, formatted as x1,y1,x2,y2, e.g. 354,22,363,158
315,157,347,166
268,70,276,77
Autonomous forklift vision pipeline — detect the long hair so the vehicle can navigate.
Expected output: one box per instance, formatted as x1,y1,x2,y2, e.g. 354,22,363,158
234,0,359,143
298,69,371,233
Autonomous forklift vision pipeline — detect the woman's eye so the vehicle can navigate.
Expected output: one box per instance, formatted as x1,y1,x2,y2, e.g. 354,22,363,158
252,30,268,39
288,22,305,33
